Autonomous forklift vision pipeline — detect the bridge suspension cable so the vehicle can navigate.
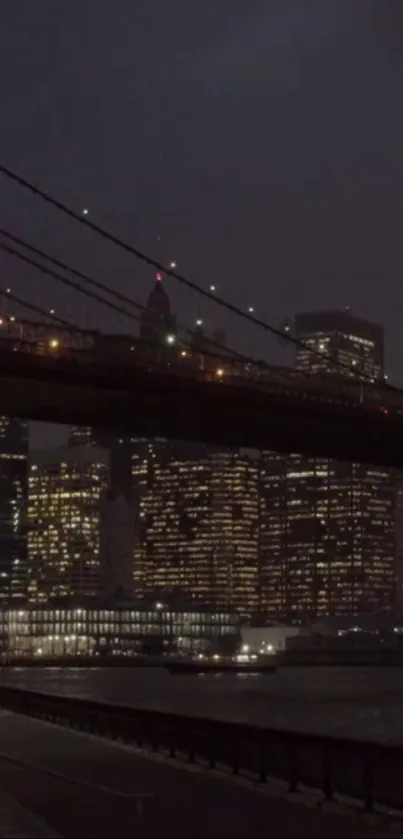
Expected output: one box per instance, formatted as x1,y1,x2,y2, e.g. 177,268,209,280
0,287,73,326
0,239,145,330
0,162,395,391
0,227,265,371
0,238,252,370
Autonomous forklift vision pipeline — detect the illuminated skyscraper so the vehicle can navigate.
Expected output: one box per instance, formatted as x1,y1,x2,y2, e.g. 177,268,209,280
0,418,28,603
132,441,260,615
27,446,110,603
294,310,384,380
69,274,178,492
69,277,260,615
260,310,395,622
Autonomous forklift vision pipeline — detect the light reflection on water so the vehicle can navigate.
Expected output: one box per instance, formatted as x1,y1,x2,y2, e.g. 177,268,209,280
2,666,403,744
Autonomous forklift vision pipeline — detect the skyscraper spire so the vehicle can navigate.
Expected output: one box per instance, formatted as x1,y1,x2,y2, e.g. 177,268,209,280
140,272,176,346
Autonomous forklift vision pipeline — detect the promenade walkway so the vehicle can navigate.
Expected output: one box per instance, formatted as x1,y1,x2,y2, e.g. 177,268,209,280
0,710,394,837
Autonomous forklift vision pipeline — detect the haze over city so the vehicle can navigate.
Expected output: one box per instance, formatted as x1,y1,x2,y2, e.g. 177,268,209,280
0,2,402,837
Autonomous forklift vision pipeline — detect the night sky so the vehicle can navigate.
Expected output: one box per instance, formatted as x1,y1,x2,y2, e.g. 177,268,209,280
0,1,403,447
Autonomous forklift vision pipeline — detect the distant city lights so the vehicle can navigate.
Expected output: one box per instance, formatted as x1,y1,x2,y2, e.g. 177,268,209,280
248,306,254,314
168,260,177,269
82,208,89,216
49,339,59,349
209,284,216,292
166,334,176,345
196,319,203,327
216,368,225,378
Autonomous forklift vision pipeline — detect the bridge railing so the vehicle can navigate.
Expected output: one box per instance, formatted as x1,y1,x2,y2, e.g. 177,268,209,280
0,330,401,416
0,684,401,815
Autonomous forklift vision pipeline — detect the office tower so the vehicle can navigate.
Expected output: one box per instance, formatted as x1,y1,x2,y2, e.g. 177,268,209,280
294,310,384,380
394,475,403,611
0,418,28,603
70,426,134,498
132,441,259,616
260,310,395,623
27,446,110,602
139,273,176,347
69,273,178,492
69,426,93,447
99,489,134,598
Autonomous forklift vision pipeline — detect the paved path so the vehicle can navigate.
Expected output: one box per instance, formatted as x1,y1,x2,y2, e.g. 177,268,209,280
0,711,394,837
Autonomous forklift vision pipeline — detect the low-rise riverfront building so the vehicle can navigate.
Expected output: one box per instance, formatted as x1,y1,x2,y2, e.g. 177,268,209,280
0,601,240,658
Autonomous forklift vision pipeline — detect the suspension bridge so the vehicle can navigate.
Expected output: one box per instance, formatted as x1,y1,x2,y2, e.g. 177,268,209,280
0,163,400,467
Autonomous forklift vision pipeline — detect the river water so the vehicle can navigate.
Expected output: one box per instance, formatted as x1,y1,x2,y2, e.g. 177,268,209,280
2,666,403,745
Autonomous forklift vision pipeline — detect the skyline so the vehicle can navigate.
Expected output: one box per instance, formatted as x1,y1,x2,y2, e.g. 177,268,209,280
1,5,403,833
22,283,394,450
28,273,390,451
21,307,396,622
0,274,397,622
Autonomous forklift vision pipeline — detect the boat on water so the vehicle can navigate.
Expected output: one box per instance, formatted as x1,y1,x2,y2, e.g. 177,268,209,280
165,656,277,675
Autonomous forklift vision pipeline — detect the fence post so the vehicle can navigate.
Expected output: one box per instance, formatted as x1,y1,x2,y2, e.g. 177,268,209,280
209,732,216,770
322,743,333,801
258,739,267,783
151,726,158,753
288,739,298,793
231,732,239,776
362,747,374,813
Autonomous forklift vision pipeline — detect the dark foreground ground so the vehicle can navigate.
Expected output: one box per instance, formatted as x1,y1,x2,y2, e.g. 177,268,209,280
0,710,393,838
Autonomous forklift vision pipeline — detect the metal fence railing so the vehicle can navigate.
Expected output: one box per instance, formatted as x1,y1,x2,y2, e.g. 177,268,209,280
0,685,402,815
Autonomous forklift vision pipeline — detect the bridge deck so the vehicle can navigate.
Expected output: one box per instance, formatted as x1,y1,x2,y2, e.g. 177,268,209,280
0,344,401,465
0,710,391,837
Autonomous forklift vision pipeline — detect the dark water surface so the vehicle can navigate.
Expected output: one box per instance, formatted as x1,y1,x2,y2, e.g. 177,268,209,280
2,666,403,744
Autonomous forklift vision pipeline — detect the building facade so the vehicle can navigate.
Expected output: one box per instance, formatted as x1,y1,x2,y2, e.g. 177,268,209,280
260,310,395,623
68,277,260,616
132,440,260,615
294,309,384,380
0,417,28,604
27,446,110,602
0,603,239,658
139,273,176,348
99,490,135,598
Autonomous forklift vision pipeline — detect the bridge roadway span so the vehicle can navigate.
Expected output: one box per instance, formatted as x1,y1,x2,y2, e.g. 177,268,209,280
0,709,390,838
0,346,401,467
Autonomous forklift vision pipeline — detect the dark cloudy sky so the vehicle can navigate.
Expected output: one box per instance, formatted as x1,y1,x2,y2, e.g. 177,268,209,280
0,0,403,445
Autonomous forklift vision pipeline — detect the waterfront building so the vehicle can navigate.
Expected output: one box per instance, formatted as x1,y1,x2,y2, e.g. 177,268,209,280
260,310,395,622
27,446,110,602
